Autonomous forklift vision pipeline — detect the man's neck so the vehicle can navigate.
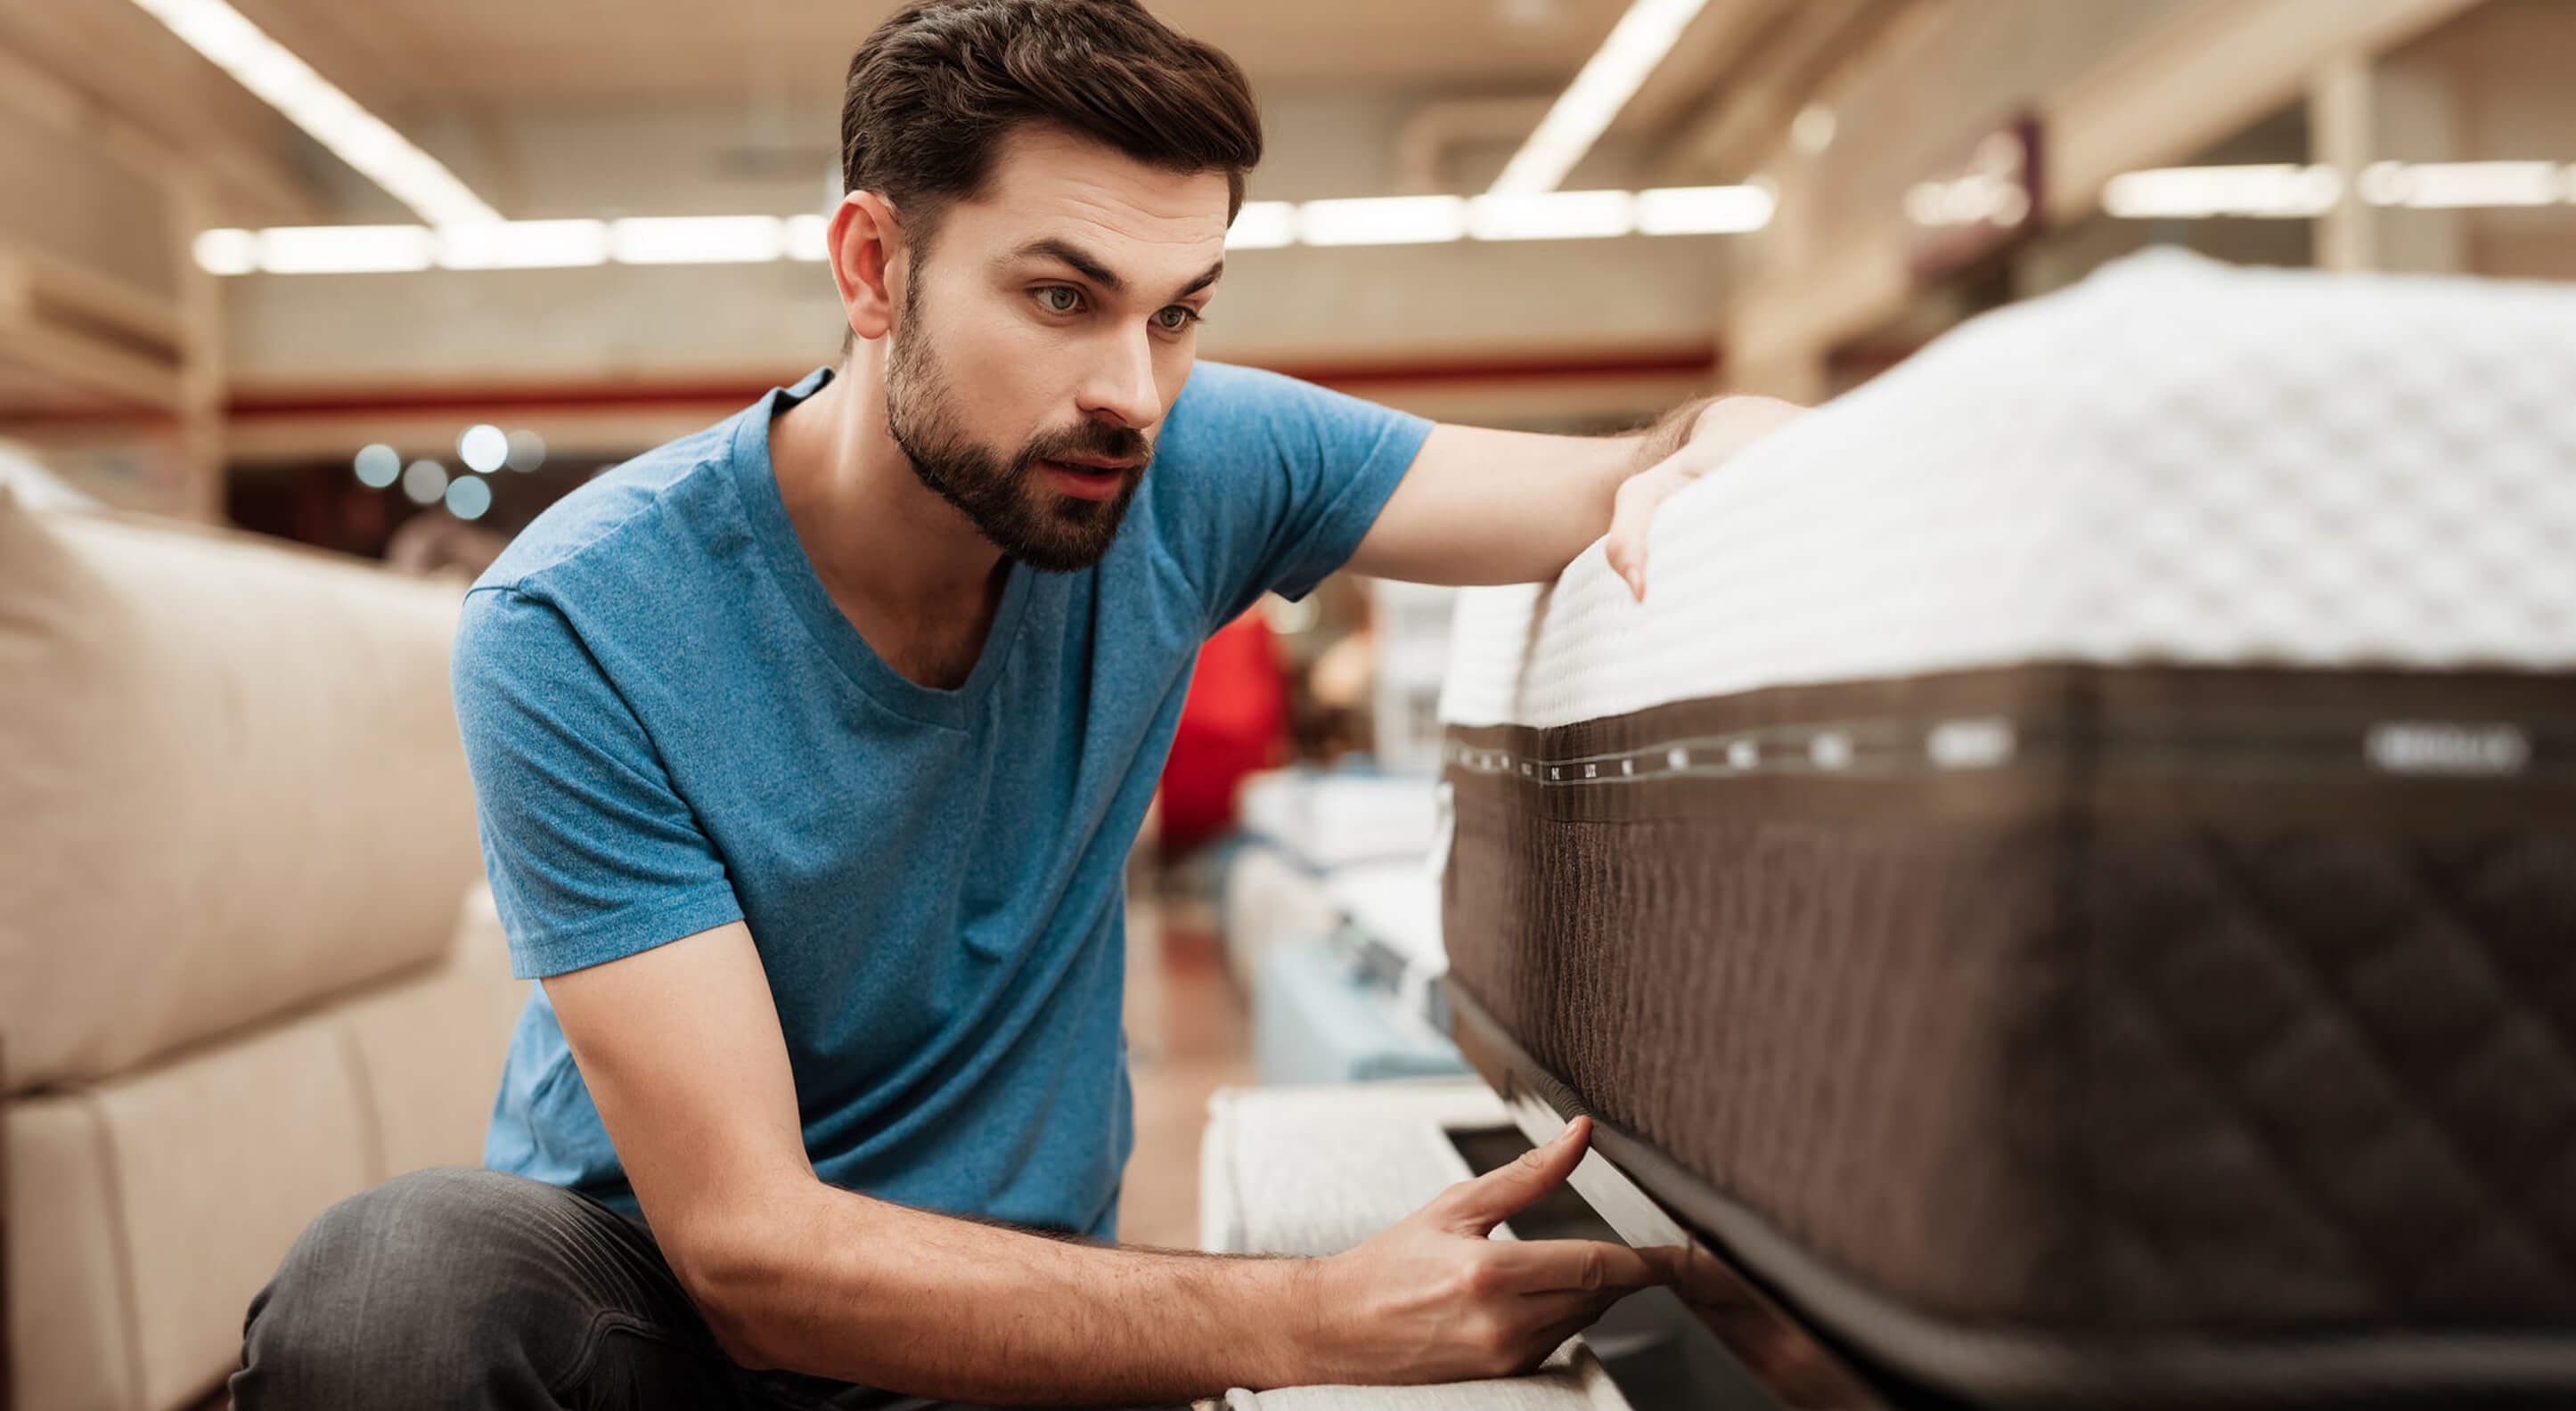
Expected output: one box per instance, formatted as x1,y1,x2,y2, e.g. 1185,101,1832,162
767,345,1010,689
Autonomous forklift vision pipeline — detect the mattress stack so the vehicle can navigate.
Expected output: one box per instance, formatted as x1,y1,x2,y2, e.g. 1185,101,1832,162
1437,252,2576,1405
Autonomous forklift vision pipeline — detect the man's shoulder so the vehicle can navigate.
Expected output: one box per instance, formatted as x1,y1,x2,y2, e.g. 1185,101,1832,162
472,417,743,600
1162,359,1304,438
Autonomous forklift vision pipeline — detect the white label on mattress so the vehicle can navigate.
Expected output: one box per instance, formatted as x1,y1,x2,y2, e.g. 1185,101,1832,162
2365,722,2532,776
1928,717,2016,770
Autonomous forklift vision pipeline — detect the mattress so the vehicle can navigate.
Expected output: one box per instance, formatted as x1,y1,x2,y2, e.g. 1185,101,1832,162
1436,252,2576,1406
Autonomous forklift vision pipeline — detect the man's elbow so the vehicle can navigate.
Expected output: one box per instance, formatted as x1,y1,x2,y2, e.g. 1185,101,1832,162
660,1199,807,1370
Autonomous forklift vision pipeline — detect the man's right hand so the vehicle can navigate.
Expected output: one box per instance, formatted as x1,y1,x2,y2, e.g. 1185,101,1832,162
1294,1115,1681,1384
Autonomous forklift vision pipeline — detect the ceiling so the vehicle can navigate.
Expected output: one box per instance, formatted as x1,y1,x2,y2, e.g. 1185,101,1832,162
0,0,1904,232
217,0,1640,112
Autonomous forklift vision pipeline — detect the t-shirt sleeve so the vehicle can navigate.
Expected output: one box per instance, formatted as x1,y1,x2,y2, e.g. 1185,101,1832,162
452,585,744,979
1152,363,1434,631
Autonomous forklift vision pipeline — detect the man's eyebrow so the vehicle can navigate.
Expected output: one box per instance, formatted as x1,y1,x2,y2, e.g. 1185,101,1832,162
1009,238,1224,300
1176,258,1224,298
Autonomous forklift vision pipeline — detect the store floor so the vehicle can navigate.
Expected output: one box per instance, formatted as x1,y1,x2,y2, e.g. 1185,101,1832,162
1119,888,1257,1251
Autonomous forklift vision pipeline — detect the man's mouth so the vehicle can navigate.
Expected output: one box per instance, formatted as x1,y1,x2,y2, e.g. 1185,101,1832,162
1036,458,1137,501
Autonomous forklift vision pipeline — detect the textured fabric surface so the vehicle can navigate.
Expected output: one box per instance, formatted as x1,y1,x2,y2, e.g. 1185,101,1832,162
6,893,525,1411
1198,1081,1504,1257
1441,252,2576,731
1440,660,2576,1397
1220,1342,1626,1411
0,489,480,1091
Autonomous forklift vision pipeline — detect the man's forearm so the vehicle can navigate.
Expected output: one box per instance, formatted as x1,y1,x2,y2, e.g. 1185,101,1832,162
691,1179,1315,1403
1340,392,1780,587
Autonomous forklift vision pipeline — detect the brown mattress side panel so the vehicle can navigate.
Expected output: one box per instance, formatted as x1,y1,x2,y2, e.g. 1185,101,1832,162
1443,795,2093,1325
1442,664,2576,1341
2081,822,2576,1332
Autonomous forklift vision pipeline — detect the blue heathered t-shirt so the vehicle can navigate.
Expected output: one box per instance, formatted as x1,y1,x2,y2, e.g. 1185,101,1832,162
454,361,1430,1237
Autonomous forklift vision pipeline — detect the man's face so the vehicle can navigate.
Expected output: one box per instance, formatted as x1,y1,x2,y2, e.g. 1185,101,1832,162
883,126,1231,572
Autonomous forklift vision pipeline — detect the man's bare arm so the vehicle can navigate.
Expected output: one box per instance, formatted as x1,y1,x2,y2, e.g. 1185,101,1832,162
544,922,1672,1403
1345,395,1805,596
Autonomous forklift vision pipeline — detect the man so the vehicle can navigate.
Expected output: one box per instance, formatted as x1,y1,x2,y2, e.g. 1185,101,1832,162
233,1,1799,1405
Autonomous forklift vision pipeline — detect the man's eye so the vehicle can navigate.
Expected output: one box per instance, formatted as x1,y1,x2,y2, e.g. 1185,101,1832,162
1035,287,1082,314
1154,306,1200,332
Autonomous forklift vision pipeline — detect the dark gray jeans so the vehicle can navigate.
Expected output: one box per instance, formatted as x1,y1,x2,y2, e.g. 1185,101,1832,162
232,1166,1010,1410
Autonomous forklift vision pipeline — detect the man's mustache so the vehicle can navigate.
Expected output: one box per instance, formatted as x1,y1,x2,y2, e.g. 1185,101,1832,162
1020,422,1153,471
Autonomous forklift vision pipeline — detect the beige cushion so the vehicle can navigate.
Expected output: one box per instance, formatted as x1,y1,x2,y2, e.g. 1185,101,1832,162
342,894,527,1179
6,902,524,1411
4,1099,136,1411
8,1015,372,1411
0,488,481,1091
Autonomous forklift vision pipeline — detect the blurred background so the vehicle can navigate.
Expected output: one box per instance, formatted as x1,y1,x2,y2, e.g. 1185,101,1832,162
1,2,2572,1407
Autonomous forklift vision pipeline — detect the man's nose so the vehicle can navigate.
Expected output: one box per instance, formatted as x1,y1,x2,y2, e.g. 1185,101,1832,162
1078,327,1163,429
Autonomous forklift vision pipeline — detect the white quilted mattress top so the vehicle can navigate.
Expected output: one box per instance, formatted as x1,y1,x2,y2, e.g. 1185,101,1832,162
1440,251,2576,730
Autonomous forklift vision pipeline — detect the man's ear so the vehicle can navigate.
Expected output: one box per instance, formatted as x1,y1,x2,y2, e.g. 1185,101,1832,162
828,191,904,341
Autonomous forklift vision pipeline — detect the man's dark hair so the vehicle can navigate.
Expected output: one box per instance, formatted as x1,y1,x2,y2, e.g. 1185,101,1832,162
839,0,1263,249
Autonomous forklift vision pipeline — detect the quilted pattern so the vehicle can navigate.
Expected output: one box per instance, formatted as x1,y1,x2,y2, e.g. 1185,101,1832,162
1442,251,2576,730
2086,827,2576,1329
1445,781,2576,1339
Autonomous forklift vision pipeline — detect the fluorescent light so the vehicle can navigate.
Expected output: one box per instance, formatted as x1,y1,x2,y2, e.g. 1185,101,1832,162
192,228,259,275
438,220,608,270
1489,0,1711,196
1299,195,1468,246
2358,160,2567,208
1224,201,1297,250
258,224,437,273
783,214,831,262
2102,164,2342,219
1468,190,1636,241
126,0,500,226
609,216,787,265
1635,184,1774,234
193,187,1776,278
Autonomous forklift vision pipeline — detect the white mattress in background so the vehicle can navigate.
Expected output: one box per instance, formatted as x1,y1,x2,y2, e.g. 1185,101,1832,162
1441,251,2576,730
1239,771,1443,869
1324,863,1444,976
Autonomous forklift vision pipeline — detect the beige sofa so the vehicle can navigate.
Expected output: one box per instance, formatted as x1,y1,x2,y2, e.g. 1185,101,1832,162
0,485,525,1411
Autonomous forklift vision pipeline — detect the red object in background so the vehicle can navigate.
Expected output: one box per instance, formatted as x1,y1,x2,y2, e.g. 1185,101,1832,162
1159,609,1289,856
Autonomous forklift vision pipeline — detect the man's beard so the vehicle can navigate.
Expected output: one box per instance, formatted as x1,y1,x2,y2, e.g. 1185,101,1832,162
883,283,1152,574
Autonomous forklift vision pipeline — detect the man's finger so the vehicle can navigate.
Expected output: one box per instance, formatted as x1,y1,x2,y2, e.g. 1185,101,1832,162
1435,1116,1592,1234
1601,461,1685,601
1484,1237,1667,1293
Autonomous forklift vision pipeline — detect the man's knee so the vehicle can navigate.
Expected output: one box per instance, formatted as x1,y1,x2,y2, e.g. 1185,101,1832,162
234,1167,592,1406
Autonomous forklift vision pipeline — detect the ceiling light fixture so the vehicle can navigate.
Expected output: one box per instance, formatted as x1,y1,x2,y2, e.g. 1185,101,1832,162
609,216,788,265
1298,195,1471,246
1488,0,1712,196
1224,202,1298,251
2103,165,2344,219
438,220,609,271
193,185,1777,275
125,0,500,226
